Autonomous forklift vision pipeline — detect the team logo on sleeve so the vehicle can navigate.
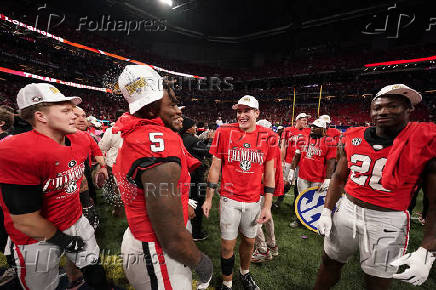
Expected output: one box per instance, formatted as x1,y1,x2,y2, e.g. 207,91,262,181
351,138,362,146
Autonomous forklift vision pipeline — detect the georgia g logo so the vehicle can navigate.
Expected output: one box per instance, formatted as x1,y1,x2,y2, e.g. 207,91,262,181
68,160,77,168
240,160,251,171
295,186,326,232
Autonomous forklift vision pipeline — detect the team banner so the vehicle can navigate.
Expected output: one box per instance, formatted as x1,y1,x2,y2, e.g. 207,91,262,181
0,66,111,93
0,13,205,79
295,186,326,233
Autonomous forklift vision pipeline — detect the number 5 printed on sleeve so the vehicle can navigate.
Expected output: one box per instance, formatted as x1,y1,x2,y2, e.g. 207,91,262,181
350,154,390,192
149,133,164,152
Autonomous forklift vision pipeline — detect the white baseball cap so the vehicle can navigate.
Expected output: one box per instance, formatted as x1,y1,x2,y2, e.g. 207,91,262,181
319,115,331,123
256,119,272,128
232,95,259,110
311,119,327,129
374,84,422,105
118,65,164,114
17,83,82,110
295,113,310,120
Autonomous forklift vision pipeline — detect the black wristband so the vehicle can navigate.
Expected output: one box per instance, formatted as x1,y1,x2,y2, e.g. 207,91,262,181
264,186,275,194
207,182,218,189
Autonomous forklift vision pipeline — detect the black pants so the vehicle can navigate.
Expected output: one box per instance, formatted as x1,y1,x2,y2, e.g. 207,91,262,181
84,159,97,204
190,170,206,236
0,210,7,254
276,184,299,213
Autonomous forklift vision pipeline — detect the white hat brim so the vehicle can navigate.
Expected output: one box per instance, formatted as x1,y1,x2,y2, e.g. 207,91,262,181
128,92,163,114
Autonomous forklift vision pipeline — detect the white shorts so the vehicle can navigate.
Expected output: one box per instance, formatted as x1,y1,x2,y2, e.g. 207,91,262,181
283,163,298,185
296,178,321,194
220,196,261,240
324,195,410,278
121,228,192,290
13,216,100,290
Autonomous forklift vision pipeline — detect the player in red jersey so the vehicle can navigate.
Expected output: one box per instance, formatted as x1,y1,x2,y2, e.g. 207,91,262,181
288,118,337,227
289,118,336,193
319,115,341,140
314,84,436,289
275,113,310,211
0,83,109,290
112,65,212,290
202,95,276,290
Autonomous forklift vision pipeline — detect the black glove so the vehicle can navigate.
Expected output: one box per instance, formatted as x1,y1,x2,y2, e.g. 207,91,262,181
47,230,86,253
194,252,213,284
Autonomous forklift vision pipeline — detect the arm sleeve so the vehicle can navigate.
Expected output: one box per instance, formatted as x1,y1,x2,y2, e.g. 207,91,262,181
1,184,43,214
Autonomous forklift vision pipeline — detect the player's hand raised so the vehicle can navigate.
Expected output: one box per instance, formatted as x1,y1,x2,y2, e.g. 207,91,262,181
317,208,332,237
391,247,435,286
257,207,272,224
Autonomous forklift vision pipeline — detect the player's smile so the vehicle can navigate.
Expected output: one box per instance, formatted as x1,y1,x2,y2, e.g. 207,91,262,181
371,96,411,129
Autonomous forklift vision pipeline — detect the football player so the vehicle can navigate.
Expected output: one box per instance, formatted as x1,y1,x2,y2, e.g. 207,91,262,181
315,84,436,289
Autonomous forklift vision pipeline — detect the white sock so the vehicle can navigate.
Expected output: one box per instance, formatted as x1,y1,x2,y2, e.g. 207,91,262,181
223,280,232,288
240,268,249,275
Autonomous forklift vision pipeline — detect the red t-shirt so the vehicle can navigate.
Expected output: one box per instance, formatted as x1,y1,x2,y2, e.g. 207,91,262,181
210,124,276,202
282,127,310,163
297,136,337,183
0,130,90,245
344,127,418,211
113,115,199,242
327,128,341,139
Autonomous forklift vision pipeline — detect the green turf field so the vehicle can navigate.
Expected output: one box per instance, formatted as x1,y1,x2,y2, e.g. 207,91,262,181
1,189,434,289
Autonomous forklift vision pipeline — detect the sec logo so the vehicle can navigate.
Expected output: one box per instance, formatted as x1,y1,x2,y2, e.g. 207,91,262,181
295,186,326,232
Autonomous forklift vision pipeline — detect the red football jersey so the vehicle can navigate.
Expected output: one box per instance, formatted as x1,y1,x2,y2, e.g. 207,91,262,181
282,127,310,163
0,130,90,245
210,124,276,202
326,127,341,139
344,127,417,211
297,136,337,183
113,115,198,242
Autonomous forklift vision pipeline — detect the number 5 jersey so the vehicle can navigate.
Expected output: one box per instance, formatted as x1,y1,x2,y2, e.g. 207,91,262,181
112,114,200,242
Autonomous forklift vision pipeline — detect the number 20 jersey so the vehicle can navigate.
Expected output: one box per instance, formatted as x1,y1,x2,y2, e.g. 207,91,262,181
343,127,415,211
